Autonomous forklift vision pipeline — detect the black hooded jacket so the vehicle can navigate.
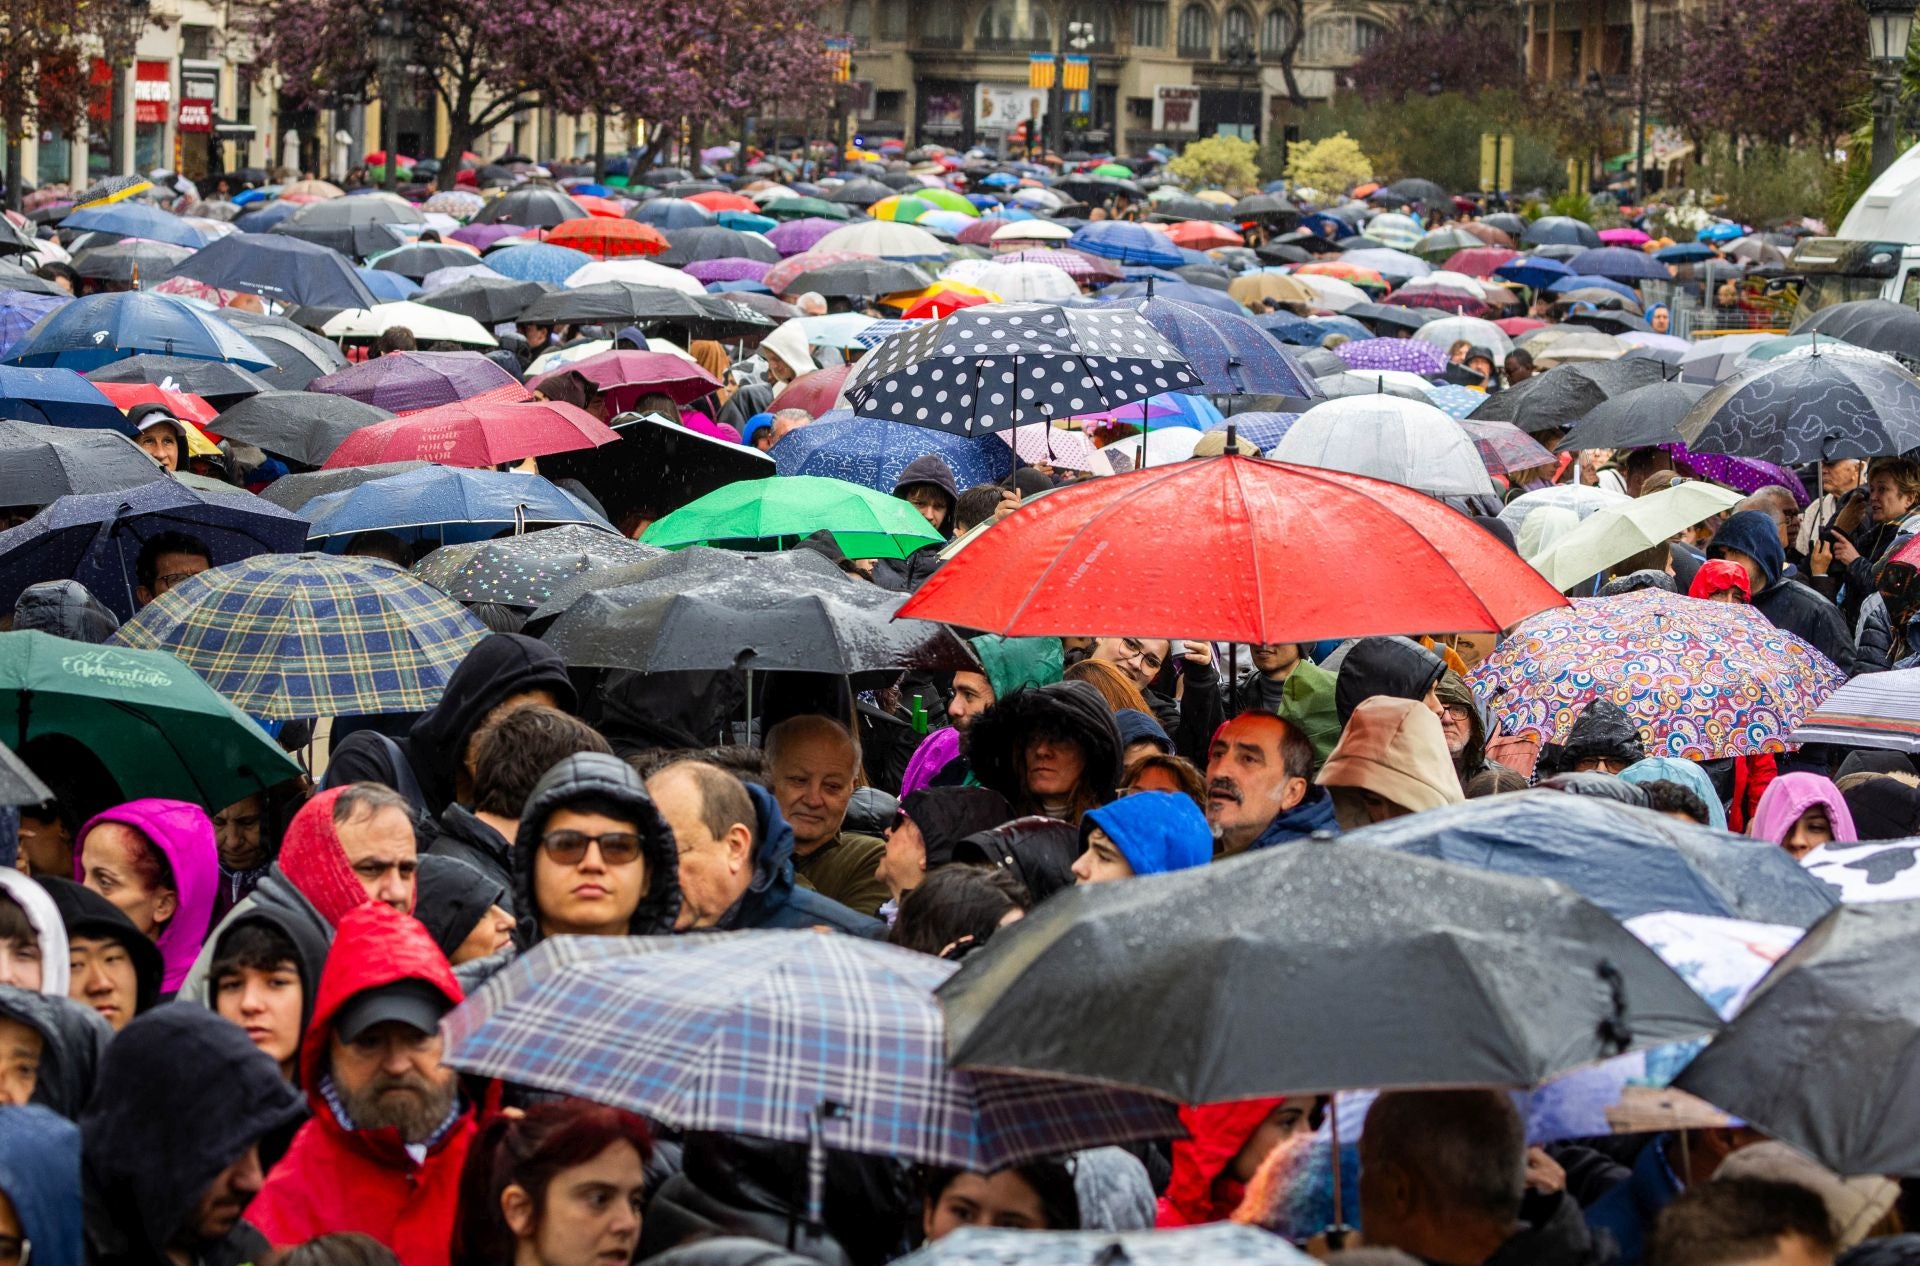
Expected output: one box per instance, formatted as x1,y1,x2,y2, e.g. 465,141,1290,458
426,805,515,911
12,581,119,643
0,985,110,1120
1539,700,1646,776
1334,636,1446,728
952,816,1080,904
513,752,683,944
902,786,1014,868
968,680,1123,818
870,455,957,594
326,633,578,818
38,876,162,1014
414,853,508,960
82,1006,305,1266
1709,511,1856,671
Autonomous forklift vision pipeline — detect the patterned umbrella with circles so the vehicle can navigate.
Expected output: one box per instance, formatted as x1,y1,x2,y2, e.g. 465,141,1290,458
845,302,1200,436
1335,338,1448,376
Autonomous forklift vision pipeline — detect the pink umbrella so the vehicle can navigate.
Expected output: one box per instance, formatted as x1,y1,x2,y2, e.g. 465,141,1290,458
997,422,1096,471
1442,247,1519,278
1598,228,1651,246
764,248,877,294
311,351,527,413
527,349,720,409
994,248,1122,283
959,218,1011,246
1335,338,1449,375
452,223,530,250
323,399,617,468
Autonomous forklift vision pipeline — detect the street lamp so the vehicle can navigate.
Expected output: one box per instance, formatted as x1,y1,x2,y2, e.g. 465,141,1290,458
98,0,151,176
1863,0,1916,180
1581,68,1607,190
373,0,414,192
1225,38,1258,142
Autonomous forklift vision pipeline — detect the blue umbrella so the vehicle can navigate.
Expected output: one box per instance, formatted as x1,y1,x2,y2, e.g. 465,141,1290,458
1119,266,1187,286
715,210,777,234
1204,410,1299,450
1545,274,1642,304
0,293,71,360
233,201,301,234
979,172,1019,189
1297,211,1352,240
1697,222,1746,244
61,203,210,250
773,410,1013,491
1103,295,1320,396
302,466,610,548
1068,222,1185,268
706,279,773,295
0,476,311,620
1522,216,1602,248
1654,243,1717,264
6,293,274,371
1096,280,1245,316
630,198,716,230
1493,256,1574,290
1307,315,1373,343
569,183,614,198
231,188,271,207
1567,247,1671,283
1252,315,1323,346
354,267,422,301
162,232,377,308
1422,383,1487,420
0,366,130,430
484,243,594,285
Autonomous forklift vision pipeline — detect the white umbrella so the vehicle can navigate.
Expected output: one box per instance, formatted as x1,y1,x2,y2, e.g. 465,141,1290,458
1526,480,1744,591
1365,212,1424,249
989,220,1072,245
1532,331,1628,367
1398,270,1492,300
939,258,996,286
1498,485,1632,538
1285,272,1371,312
321,300,497,347
813,221,948,261
563,259,706,296
1414,315,1515,360
1087,425,1204,474
969,262,1079,301
1317,369,1435,397
1271,395,1495,496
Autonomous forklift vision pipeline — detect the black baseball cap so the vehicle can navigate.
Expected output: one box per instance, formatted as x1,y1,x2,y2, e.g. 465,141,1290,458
333,978,450,1043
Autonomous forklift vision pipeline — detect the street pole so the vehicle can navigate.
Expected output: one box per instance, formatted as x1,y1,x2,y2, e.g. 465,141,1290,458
1863,0,1916,181
1632,0,1648,203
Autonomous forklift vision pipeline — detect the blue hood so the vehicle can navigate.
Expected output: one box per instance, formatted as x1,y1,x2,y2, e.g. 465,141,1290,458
1708,511,1784,590
0,1105,81,1266
1621,756,1727,830
1248,783,1341,850
727,783,883,937
1083,791,1211,876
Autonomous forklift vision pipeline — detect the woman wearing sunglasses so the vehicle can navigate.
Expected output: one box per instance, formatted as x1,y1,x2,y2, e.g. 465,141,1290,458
511,755,683,945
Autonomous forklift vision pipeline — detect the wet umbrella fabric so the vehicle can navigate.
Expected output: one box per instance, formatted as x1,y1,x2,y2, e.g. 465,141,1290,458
539,412,774,525
1678,346,1920,463
938,842,1722,1104
257,461,431,512
308,350,523,413
481,189,587,228
0,367,132,431
112,553,486,720
1348,791,1838,927
62,202,209,249
1467,358,1668,434
1103,296,1319,397
788,259,934,297
896,1225,1312,1266
772,411,1012,492
1272,396,1494,497
1798,299,1920,360
320,399,616,469
653,227,780,267
485,244,595,285
524,350,718,410
419,276,552,325
641,474,940,560
270,198,420,257
219,311,349,390
300,466,612,545
72,240,194,283
6,293,274,372
162,232,377,308
207,391,393,467
86,355,275,408
414,524,663,608
1556,381,1708,451
0,423,166,505
0,738,49,806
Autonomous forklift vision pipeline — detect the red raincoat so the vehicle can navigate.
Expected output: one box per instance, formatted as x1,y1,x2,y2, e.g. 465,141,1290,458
248,903,476,1266
1155,1098,1285,1227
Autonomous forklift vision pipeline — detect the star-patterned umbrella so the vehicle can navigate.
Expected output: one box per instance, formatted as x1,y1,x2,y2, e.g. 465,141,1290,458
414,523,662,608
844,302,1200,436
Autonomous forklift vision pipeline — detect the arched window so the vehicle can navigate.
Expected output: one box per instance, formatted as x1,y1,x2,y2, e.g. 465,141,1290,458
1176,3,1213,56
1063,0,1113,47
1261,6,1292,56
1305,13,1387,60
977,0,1052,46
1353,15,1385,51
1222,5,1254,53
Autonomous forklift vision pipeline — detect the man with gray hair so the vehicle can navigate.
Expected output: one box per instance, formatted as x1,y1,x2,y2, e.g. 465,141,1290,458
770,408,813,445
765,715,889,917
1358,1089,1608,1266
794,291,828,317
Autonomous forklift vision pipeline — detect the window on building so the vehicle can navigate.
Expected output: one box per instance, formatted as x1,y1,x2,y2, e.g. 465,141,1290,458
1354,15,1384,52
1133,1,1167,47
1063,0,1113,47
844,0,871,43
874,89,905,118
977,0,1051,45
1261,6,1293,56
877,0,906,40
920,3,963,45
1222,5,1253,53
180,23,213,60
235,64,254,124
1176,3,1213,56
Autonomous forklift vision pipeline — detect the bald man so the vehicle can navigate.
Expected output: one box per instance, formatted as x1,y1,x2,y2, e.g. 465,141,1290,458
765,715,890,917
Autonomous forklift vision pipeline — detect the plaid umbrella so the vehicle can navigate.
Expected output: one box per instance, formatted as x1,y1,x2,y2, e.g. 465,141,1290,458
414,523,661,607
113,552,485,720
1335,338,1448,375
1471,590,1847,760
440,931,1182,1172
994,248,1121,284
1207,411,1299,452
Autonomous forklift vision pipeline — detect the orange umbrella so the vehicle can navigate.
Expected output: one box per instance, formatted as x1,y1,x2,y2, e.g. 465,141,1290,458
540,218,668,259
901,291,989,319
1165,220,1244,249
1352,182,1382,198
687,191,759,214
1296,261,1387,288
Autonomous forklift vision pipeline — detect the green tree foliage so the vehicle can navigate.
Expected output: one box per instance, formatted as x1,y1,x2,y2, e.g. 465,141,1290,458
1282,91,1563,194
1167,135,1261,191
1280,133,1372,197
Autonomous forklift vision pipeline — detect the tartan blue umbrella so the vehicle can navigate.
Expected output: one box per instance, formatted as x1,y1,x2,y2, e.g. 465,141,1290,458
0,293,70,360
484,243,594,285
774,410,1014,491
113,552,487,719
1068,222,1184,268
1494,256,1574,290
441,931,1182,1171
6,293,274,371
301,465,611,548
1205,410,1300,450
161,232,377,308
1568,246,1671,283
0,366,129,431
1103,295,1321,397
62,202,211,249
0,477,311,620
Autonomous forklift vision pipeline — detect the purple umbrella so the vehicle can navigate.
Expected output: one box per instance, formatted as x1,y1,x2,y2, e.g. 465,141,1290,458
996,248,1122,283
683,257,772,284
309,350,523,413
451,223,531,250
1335,338,1448,375
767,217,845,257
1663,443,1811,505
0,292,72,360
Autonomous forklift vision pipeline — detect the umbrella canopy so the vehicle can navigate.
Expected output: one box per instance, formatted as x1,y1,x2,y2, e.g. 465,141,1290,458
526,349,719,410
772,411,1013,491
1678,345,1920,463
1273,395,1495,497
1349,791,1837,926
1103,296,1319,397
1458,417,1554,474
0,293,71,361
71,239,194,283
301,466,610,546
415,524,661,608
1787,667,1920,753
322,398,615,469
485,243,595,285
968,261,1078,301
270,197,419,257
419,275,552,325
629,198,716,231
481,189,587,228
766,218,847,257
1467,358,1669,434
539,218,669,260
1676,901,1920,1176
653,226,779,267
1798,299,1920,359
641,474,940,560
113,553,486,719
85,355,273,409
1472,590,1847,760
0,366,134,431
368,241,483,281
208,391,393,466
1566,247,1670,283
0,737,49,806
1524,216,1603,248
320,301,497,348
539,412,775,525
0,422,166,506
62,202,209,249
7,293,273,371
442,931,1180,1171
0,477,311,620
1334,338,1448,375
0,629,301,806
1067,222,1184,268
845,303,1199,436
1555,380,1708,451
893,1226,1315,1266
1527,480,1743,591
811,222,947,261
219,310,348,389
901,456,1565,642
1413,315,1514,360
308,350,523,413
257,460,430,512
938,842,1721,1104
791,259,935,298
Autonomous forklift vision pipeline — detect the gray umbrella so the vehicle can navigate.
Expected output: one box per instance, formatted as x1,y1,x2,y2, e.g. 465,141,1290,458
257,460,432,511
653,227,781,267
1677,900,1920,1175
939,841,1722,1104
0,424,168,507
1677,345,1920,464
1466,358,1669,434
209,391,395,467
893,1225,1313,1266
0,738,50,806
1555,381,1708,452
420,276,553,326
87,355,276,408
786,259,934,298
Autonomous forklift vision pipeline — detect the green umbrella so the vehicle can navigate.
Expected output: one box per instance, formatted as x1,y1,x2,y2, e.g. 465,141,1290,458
762,197,851,222
1091,163,1133,178
0,630,301,807
916,188,980,217
640,475,942,560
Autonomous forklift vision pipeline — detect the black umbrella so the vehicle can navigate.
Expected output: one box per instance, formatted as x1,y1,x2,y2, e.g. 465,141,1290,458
538,411,776,523
1388,177,1451,209
480,189,587,229
208,391,395,466
371,241,487,281
829,179,898,207
414,522,661,607
0,264,69,297
161,232,377,309
663,180,728,198
1523,216,1603,249
1345,302,1443,333
1268,229,1345,257
421,275,554,325
1798,299,1920,360
256,460,432,511
1467,358,1669,434
635,167,692,188
87,356,276,409
1483,212,1527,236
71,239,194,282
1256,243,1311,264
516,284,770,337
844,302,1200,436
939,841,1722,1103
1678,344,1920,463
1230,193,1299,221
537,545,974,674
652,226,781,267
270,213,408,259
1565,308,1651,335
1676,900,1920,1175
216,310,349,391
786,259,934,297
1555,380,1708,451
0,423,167,507
0,738,50,806
1056,174,1143,201
1173,264,1231,291
1147,197,1232,223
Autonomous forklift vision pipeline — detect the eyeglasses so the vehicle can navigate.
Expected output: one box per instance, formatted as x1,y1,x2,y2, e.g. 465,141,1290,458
154,570,204,592
0,1236,29,1266
1116,638,1165,672
540,830,644,865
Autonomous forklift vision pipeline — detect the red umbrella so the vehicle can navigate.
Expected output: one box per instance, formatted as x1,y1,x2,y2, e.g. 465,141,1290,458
772,362,851,417
958,218,1010,247
897,456,1568,642
573,195,629,218
900,292,988,320
322,399,618,468
1494,317,1548,337
540,218,668,259
526,349,720,410
1164,220,1243,250
686,191,759,214
93,381,218,425
1442,247,1520,278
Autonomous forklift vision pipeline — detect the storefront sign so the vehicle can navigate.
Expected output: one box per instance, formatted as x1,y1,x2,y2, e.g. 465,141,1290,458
134,61,171,125
1153,85,1199,132
178,99,213,131
975,83,1046,133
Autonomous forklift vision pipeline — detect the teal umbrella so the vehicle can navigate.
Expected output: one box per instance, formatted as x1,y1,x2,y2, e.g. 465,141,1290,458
640,475,941,560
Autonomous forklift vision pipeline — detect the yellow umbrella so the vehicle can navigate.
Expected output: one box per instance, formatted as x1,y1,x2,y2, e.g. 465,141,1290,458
1227,273,1318,306
879,280,1001,307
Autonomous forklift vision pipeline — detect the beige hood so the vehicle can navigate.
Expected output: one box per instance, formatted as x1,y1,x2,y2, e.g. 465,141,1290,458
1317,696,1464,825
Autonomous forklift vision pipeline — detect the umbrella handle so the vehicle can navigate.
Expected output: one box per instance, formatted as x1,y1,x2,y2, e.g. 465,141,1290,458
1597,960,1633,1054
804,1101,846,1238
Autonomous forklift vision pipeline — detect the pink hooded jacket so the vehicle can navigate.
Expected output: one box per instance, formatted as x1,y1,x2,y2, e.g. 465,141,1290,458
1748,772,1858,849
74,799,218,993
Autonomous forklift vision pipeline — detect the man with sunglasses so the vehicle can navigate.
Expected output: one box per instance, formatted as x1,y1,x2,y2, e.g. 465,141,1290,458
512,754,683,944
